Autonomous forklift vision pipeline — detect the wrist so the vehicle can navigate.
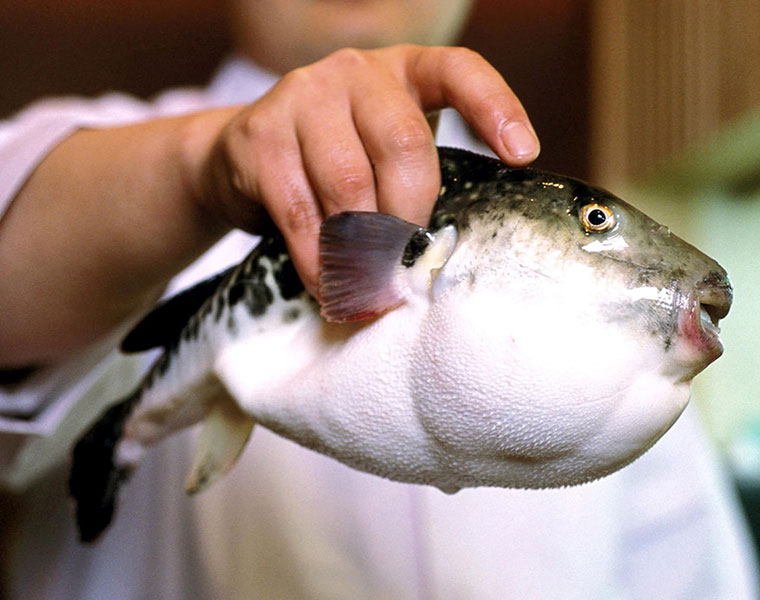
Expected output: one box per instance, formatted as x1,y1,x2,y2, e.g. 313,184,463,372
177,106,244,233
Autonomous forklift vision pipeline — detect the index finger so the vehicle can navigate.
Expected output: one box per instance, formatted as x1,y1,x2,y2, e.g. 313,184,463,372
395,45,540,165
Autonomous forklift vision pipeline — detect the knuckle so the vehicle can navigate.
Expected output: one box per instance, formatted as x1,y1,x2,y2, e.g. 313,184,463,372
325,47,369,69
438,47,486,79
227,160,252,199
381,42,420,61
278,66,312,92
214,129,255,199
384,117,433,157
328,163,374,203
444,46,483,66
222,122,270,194
232,109,275,147
283,50,369,91
282,195,320,234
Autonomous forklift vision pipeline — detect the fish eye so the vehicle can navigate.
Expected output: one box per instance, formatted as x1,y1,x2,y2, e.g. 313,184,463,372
580,203,615,233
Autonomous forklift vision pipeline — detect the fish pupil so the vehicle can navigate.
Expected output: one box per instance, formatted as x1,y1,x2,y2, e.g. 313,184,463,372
588,208,607,226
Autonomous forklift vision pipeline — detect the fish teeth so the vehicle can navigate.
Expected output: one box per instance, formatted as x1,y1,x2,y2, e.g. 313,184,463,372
700,306,721,334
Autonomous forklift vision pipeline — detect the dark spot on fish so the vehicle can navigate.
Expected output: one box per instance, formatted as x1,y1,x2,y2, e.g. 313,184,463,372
429,213,458,233
228,281,246,306
636,268,659,286
241,252,267,279
402,230,432,267
225,315,236,336
272,256,305,300
214,293,226,322
200,301,212,320
701,270,728,289
282,307,301,323
181,316,200,342
245,282,274,317
154,353,171,378
649,327,673,352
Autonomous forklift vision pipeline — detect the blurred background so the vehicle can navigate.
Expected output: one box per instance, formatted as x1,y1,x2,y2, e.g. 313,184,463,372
1,0,758,550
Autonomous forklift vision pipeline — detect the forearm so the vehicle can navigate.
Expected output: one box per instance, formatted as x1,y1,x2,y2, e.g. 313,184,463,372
0,107,242,367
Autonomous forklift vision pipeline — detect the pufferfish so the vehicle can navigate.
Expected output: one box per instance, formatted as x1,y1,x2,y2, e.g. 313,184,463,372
69,147,732,542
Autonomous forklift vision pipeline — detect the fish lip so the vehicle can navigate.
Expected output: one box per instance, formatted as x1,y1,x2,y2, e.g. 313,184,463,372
675,282,731,377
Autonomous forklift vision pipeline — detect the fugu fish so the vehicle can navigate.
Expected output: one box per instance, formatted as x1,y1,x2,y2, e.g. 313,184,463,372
69,147,732,542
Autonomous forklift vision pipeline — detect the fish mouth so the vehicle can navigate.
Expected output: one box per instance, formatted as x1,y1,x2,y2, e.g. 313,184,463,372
675,271,732,379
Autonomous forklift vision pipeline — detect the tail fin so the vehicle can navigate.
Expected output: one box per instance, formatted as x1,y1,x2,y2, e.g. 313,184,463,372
68,393,138,542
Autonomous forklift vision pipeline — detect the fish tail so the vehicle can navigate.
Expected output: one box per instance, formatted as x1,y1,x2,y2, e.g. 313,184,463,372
68,391,140,543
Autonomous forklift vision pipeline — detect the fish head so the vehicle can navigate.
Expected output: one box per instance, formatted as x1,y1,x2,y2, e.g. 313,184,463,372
557,185,732,382
410,149,732,490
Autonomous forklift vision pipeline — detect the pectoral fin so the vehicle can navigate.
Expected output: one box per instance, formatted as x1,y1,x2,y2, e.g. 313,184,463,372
185,400,255,495
319,212,457,322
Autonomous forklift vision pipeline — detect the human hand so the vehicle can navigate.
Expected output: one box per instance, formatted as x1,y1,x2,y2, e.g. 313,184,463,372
194,44,539,296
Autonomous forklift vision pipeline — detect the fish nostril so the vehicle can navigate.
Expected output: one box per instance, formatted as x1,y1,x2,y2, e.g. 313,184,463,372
653,224,671,237
700,270,731,290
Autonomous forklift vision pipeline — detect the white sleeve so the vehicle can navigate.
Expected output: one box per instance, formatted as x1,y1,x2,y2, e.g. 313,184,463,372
0,92,200,489
0,86,211,214
614,405,759,598
0,94,157,213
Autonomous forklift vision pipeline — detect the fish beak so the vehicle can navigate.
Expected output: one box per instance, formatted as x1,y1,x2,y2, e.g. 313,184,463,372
697,271,732,328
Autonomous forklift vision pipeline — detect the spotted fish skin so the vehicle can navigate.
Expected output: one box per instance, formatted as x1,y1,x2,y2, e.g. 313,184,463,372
69,147,732,542
69,236,311,541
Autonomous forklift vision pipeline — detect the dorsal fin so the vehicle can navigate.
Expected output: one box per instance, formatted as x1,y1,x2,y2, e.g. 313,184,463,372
121,266,234,353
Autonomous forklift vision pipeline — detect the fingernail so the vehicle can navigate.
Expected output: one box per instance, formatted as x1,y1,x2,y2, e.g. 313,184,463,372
500,121,540,162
